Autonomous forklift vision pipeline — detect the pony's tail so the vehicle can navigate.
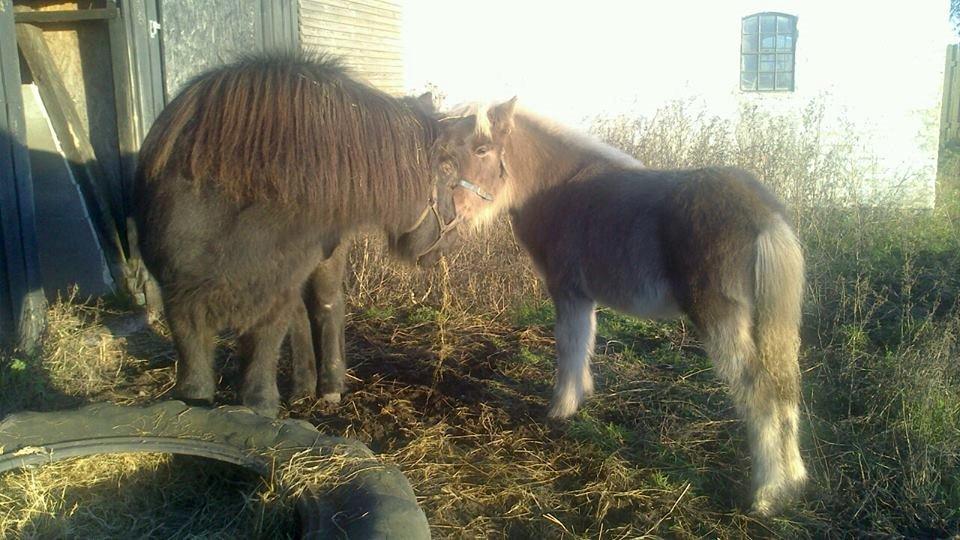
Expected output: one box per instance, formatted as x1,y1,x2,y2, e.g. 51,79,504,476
754,216,804,373
748,215,807,514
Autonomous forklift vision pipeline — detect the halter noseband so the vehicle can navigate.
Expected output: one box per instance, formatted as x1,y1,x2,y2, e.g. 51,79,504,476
404,155,504,259
404,184,463,259
456,179,494,201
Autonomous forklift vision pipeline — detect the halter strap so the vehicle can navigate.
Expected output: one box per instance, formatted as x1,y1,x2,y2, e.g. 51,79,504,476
403,184,463,260
457,179,494,201
403,166,501,260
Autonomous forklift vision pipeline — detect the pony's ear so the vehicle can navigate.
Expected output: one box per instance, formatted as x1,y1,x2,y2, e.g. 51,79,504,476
487,96,517,138
439,114,477,138
416,92,435,113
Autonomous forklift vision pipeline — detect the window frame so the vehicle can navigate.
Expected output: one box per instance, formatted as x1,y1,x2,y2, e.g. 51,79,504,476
740,12,798,92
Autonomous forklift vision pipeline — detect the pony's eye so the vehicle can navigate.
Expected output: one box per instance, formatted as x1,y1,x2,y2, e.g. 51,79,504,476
474,146,490,156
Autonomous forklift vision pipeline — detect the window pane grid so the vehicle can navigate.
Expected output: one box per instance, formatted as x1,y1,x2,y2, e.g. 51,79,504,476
740,12,795,92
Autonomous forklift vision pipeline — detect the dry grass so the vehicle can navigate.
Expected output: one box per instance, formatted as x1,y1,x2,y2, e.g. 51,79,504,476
1,97,958,538
0,453,295,539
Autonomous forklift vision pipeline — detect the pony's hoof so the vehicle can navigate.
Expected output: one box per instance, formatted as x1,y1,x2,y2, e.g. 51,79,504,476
547,398,579,419
749,486,794,517
243,397,280,418
321,392,341,404
172,382,215,406
749,499,775,517
289,388,317,403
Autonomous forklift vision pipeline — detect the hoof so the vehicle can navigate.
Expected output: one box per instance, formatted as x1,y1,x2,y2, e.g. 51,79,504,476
289,388,317,403
177,396,215,408
749,496,777,517
321,392,342,404
243,397,280,418
172,382,215,406
547,398,579,419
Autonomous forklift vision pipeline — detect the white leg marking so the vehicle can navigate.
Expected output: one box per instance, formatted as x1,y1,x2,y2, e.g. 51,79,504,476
549,300,596,419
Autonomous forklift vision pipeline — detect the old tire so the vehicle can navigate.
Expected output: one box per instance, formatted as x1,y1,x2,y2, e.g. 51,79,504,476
0,400,429,539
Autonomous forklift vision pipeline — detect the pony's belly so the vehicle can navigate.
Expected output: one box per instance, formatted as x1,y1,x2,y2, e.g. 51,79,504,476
592,277,681,320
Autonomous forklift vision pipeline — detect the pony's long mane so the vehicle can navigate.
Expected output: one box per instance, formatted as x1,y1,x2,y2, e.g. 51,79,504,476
138,53,435,215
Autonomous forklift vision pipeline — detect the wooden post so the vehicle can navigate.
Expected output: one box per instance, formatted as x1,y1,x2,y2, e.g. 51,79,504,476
0,0,46,352
15,18,132,291
937,44,960,215
109,0,166,316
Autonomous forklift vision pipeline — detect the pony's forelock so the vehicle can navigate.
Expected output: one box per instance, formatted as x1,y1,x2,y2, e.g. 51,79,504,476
445,101,492,140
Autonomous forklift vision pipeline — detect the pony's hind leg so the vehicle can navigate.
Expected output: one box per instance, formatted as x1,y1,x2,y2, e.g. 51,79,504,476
548,295,597,419
288,297,318,402
168,305,218,405
238,297,296,417
701,301,803,516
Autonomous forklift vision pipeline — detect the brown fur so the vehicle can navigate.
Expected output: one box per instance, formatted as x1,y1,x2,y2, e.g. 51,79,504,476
140,53,435,223
133,53,455,417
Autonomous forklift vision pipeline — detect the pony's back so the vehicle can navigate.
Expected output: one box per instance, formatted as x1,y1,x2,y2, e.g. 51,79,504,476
135,53,434,213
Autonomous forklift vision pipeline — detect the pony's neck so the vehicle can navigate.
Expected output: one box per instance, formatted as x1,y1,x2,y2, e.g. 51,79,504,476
504,111,641,206
371,109,438,234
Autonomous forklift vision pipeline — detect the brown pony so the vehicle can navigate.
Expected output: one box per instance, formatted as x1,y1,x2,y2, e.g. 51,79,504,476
134,54,461,417
437,99,806,516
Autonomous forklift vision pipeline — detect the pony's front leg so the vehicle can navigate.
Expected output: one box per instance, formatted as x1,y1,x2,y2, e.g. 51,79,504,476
548,295,597,419
168,305,217,405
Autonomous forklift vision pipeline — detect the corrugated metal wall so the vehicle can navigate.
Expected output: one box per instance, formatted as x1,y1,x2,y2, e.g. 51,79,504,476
299,0,403,94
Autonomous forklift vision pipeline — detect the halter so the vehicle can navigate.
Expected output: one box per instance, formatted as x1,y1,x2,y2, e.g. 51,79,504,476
403,184,464,260
457,179,494,201
404,155,504,259
402,175,498,259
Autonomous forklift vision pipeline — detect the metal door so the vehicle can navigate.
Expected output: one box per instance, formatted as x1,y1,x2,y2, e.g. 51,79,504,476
157,0,299,100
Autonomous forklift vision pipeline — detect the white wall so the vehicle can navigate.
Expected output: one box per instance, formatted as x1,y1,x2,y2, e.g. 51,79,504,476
403,1,954,195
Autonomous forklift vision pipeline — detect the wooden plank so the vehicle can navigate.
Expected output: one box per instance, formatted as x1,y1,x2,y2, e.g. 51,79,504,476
364,76,403,88
304,43,401,61
306,0,398,20
338,56,403,67
16,21,130,288
341,59,403,71
302,0,400,18
951,48,959,142
937,43,960,211
300,19,399,40
299,8,400,33
299,9,398,26
302,13,401,34
105,0,164,312
300,17,401,41
107,0,143,300
301,31,401,53
107,0,137,210
299,2,398,27
14,7,118,24
941,45,960,143
302,0,400,22
0,0,46,351
351,69,403,80
332,0,400,15
300,26,400,48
